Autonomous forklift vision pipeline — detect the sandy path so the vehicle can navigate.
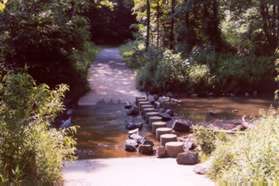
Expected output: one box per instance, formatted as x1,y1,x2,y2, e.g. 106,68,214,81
63,157,214,186
78,48,144,106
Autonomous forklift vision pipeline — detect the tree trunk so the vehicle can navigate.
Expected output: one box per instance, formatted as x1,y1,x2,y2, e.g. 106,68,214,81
170,0,176,50
146,0,151,51
156,0,160,47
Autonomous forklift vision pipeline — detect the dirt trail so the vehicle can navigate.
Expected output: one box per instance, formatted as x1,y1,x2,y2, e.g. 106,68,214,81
78,48,144,106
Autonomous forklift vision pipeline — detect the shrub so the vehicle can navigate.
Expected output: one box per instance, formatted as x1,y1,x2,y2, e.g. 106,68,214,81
0,72,76,184
192,48,276,94
136,48,214,93
187,64,215,94
120,40,146,69
1,0,98,104
208,112,279,183
193,125,228,157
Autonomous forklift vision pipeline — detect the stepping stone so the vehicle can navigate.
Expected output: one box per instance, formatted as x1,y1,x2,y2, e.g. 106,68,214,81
128,128,139,137
136,100,147,107
136,97,147,102
152,121,167,133
148,116,162,125
144,111,159,120
145,112,160,121
160,134,177,146
165,141,184,157
156,127,173,140
139,101,151,110
136,97,147,105
142,106,155,115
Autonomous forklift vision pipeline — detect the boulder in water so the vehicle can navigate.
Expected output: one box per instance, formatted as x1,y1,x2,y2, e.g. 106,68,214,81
172,119,193,132
165,109,174,116
125,139,138,152
160,112,172,122
129,133,145,144
138,144,154,155
125,121,143,130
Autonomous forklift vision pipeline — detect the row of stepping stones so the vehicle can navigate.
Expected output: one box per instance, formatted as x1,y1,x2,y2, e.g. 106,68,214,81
135,96,198,165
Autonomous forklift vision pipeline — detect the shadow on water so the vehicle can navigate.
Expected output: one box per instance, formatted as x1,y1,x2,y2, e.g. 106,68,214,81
73,97,273,159
73,102,155,159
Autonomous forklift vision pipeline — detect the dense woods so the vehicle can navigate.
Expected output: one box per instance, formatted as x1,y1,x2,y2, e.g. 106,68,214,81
1,0,279,184
122,0,278,96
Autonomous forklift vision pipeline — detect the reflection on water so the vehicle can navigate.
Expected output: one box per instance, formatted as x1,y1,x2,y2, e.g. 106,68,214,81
167,97,273,122
73,103,156,159
73,97,273,159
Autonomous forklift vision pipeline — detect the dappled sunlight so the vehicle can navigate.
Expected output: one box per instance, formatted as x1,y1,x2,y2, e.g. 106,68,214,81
78,48,144,106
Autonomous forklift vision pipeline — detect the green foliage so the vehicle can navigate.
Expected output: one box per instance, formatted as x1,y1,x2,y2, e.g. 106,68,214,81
0,0,99,104
191,48,276,94
193,125,228,157
0,72,76,184
120,40,146,69
208,112,279,183
135,46,215,93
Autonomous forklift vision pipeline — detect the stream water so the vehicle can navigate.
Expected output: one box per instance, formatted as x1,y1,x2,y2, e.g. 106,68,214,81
73,97,273,159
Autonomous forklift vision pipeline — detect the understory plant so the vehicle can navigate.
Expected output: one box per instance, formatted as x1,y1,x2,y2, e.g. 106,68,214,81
193,125,228,159
0,72,76,184
208,111,279,184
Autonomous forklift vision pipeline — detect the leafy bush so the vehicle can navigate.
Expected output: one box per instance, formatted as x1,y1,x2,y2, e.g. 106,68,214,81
120,40,146,69
187,64,215,94
192,49,276,94
208,112,279,183
193,125,228,157
0,72,76,184
1,0,98,104
136,48,214,93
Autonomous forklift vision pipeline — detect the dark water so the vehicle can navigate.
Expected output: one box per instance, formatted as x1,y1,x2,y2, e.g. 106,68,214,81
167,97,273,122
73,97,273,159
73,102,156,159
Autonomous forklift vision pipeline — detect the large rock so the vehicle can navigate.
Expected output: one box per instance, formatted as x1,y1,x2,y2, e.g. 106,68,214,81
165,109,174,116
139,144,154,155
172,119,193,132
129,134,145,144
165,141,184,157
138,140,154,155
193,160,213,175
160,113,172,122
125,121,143,130
156,146,167,158
176,151,199,165
125,139,138,152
